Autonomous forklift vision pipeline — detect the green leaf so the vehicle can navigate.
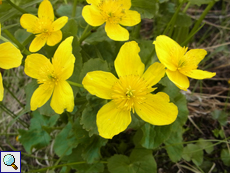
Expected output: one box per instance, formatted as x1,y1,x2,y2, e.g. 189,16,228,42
165,126,183,162
159,77,180,99
14,29,31,43
175,13,192,27
54,118,88,157
182,144,203,166
140,123,171,149
18,111,58,153
85,26,111,44
79,58,110,82
81,95,107,136
108,148,157,173
211,109,228,126
62,145,104,173
62,18,78,37
82,135,107,163
131,0,159,19
197,138,214,154
221,149,230,166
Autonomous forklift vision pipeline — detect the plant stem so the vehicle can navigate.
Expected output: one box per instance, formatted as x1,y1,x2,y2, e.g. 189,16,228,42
3,29,31,55
67,80,84,88
163,0,185,36
79,24,94,44
72,0,77,18
5,0,28,14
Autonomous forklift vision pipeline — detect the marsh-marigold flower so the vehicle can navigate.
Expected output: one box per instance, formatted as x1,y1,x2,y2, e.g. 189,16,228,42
0,24,23,101
154,35,216,90
82,41,178,139
20,0,68,52
24,37,75,114
82,0,141,41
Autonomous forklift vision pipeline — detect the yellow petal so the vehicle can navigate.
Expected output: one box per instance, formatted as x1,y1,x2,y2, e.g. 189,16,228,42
186,69,216,79
115,41,144,77
105,23,129,41
50,81,74,114
29,33,48,52
97,101,131,139
119,0,131,9
119,10,141,26
86,0,101,5
82,71,118,99
0,42,22,69
179,49,207,73
30,83,53,111
0,73,3,101
166,69,189,90
52,37,75,80
20,14,39,34
154,35,185,71
142,62,165,87
135,93,178,125
52,16,68,31
24,54,53,80
38,0,54,21
46,30,62,46
82,5,104,26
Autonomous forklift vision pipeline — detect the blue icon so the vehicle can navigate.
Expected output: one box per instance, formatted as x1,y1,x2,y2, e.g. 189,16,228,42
3,154,18,170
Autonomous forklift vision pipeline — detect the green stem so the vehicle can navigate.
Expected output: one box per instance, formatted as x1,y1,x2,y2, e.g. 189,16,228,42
72,0,77,18
5,0,28,14
163,0,185,36
182,2,190,13
3,83,25,108
131,22,141,39
190,1,215,35
3,29,31,55
79,24,94,44
67,80,84,88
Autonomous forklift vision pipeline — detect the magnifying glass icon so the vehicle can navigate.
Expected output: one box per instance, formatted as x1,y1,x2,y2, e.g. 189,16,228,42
3,154,18,170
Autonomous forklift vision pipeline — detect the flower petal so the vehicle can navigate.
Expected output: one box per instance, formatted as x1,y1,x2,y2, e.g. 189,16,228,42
154,35,186,71
105,23,129,41
82,5,104,26
30,83,53,111
86,0,101,5
38,0,54,21
29,33,48,52
119,10,141,26
119,0,131,9
166,69,189,90
186,69,216,79
0,42,22,69
0,73,3,101
46,30,62,46
142,62,165,87
115,41,144,77
52,16,68,31
82,71,118,99
20,14,39,34
24,53,53,80
97,101,131,139
179,49,207,73
50,81,74,114
52,37,75,80
135,93,178,125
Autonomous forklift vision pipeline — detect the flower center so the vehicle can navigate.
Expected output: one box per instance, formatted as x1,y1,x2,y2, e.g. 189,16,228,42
35,18,53,34
111,75,154,112
98,0,126,24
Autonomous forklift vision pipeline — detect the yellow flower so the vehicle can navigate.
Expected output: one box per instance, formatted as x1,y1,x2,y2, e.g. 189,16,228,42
24,37,75,114
82,0,141,41
154,35,216,90
0,24,23,101
82,41,178,139
20,0,68,52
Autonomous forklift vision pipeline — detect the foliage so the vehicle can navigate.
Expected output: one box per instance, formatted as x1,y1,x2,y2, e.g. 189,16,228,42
0,0,229,173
